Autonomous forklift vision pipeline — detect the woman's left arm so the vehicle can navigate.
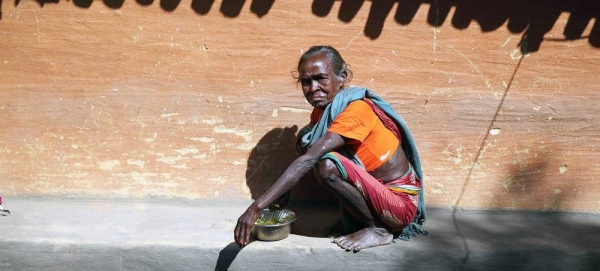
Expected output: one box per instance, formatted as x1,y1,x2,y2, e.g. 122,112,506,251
234,132,345,247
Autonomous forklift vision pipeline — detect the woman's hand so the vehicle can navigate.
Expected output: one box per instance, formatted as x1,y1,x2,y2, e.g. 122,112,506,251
234,204,260,247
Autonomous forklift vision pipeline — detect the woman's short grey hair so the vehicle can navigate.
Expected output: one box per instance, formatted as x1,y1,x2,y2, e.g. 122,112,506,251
295,45,353,85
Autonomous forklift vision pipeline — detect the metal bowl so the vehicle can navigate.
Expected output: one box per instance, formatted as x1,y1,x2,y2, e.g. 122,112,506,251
252,209,297,241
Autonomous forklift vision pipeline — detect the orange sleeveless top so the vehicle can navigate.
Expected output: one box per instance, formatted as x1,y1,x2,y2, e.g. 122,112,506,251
310,100,400,171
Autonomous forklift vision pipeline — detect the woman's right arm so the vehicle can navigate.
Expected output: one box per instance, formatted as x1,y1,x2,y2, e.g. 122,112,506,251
234,131,346,247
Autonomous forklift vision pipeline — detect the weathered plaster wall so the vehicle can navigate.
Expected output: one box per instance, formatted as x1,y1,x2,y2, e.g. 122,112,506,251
1,0,599,211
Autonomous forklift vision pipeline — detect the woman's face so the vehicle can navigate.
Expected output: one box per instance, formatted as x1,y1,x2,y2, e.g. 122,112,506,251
298,53,346,109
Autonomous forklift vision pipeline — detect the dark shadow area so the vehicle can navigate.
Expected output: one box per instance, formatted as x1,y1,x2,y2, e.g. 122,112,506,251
191,0,215,15
437,0,599,52
250,0,274,18
412,207,600,271
13,0,273,16
73,0,92,8
364,0,397,39
394,0,421,25
312,0,335,17
497,157,559,208
245,125,335,204
31,0,59,6
136,0,154,6
214,242,242,271
7,1,599,52
245,126,338,236
104,0,125,9
160,0,181,12
338,0,364,22
220,0,246,17
245,125,299,201
311,0,600,52
289,200,340,237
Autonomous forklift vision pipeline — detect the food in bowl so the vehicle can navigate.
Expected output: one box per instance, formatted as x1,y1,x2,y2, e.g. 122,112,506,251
255,215,295,226
252,209,297,241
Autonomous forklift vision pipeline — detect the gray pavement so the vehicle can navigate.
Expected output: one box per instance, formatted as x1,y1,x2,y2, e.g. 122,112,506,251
0,197,599,271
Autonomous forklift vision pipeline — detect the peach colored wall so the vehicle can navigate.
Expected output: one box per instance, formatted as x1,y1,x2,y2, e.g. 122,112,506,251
1,0,599,211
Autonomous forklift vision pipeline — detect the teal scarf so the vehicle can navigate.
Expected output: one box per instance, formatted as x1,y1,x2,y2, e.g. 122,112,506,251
300,87,428,240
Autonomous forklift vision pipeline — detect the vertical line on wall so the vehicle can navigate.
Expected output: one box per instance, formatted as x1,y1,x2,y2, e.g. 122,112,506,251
450,40,527,270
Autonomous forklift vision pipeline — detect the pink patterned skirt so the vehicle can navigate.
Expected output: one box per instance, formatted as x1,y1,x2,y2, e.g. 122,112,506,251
331,152,420,232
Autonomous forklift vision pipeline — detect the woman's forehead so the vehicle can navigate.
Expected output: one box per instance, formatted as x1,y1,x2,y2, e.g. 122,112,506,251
299,55,334,75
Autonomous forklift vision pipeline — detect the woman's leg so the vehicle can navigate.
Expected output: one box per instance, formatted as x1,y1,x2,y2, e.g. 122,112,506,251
325,154,418,232
315,158,393,252
315,159,375,228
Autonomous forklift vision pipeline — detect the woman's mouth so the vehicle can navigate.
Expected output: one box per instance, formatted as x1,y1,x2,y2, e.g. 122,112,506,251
311,95,326,102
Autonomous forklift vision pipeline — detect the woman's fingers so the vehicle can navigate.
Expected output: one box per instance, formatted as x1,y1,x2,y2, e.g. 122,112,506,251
235,219,248,247
234,221,242,247
234,212,255,247
240,223,248,246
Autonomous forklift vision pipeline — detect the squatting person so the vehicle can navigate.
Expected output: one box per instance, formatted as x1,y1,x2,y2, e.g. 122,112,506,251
234,45,427,252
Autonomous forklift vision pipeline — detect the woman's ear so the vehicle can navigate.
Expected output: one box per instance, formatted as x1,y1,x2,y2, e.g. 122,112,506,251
338,70,348,88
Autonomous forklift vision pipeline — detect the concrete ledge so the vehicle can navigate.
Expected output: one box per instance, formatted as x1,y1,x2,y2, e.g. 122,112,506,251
0,197,599,271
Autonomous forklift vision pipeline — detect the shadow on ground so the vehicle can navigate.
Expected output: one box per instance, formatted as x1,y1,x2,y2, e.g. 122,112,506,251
215,242,242,271
423,207,600,271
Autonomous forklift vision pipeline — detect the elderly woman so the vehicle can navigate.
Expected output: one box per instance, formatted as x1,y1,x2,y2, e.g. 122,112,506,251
235,46,426,252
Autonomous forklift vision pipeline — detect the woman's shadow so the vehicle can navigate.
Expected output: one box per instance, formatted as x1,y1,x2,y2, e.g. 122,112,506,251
245,125,301,201
245,125,337,230
215,125,338,271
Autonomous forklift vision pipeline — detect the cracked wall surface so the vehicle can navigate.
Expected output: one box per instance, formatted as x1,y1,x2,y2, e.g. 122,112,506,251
0,0,599,211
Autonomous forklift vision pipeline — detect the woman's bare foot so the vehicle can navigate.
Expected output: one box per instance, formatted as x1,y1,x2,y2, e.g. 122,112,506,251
332,227,393,252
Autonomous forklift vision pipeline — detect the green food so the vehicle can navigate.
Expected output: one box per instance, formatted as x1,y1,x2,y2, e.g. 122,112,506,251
255,216,294,225
255,218,280,225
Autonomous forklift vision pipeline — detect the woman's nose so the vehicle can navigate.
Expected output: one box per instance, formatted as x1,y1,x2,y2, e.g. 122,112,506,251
310,80,320,92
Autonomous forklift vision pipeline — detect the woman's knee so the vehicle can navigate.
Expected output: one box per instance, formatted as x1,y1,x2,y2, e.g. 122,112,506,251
315,159,342,186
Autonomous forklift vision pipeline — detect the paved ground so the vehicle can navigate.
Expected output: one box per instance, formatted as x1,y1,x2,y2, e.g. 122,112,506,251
0,197,599,271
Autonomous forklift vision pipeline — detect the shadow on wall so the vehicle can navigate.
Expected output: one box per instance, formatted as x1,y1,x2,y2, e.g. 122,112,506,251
7,0,275,17
437,152,590,269
492,151,574,211
245,125,336,205
315,0,600,51
5,0,599,53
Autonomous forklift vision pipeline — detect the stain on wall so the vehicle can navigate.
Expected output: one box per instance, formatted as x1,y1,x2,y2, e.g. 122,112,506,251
0,0,599,211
